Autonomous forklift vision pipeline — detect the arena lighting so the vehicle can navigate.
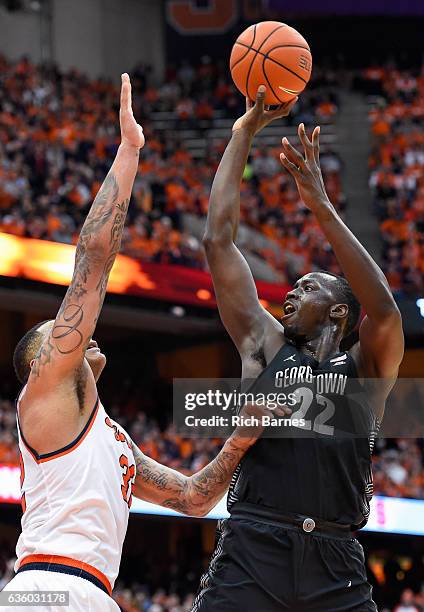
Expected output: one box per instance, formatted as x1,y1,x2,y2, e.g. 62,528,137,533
0,233,291,312
0,232,157,293
196,289,212,300
170,305,186,317
416,298,424,318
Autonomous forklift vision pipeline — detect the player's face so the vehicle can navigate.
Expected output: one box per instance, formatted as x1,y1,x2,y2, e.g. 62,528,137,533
281,272,342,340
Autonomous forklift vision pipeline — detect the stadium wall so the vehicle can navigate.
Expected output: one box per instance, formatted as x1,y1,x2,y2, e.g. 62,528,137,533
0,0,165,79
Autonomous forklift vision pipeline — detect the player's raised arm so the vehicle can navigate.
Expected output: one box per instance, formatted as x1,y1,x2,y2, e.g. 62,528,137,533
203,86,296,356
279,124,404,380
130,403,290,516
28,74,145,385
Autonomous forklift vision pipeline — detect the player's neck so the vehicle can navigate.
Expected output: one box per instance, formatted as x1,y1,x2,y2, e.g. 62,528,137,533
299,325,343,363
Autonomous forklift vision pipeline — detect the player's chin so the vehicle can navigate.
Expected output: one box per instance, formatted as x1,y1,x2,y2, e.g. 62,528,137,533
87,352,107,380
281,317,301,339
280,312,297,330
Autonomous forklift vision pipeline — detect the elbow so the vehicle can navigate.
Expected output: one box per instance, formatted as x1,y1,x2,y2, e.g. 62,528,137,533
380,286,400,317
202,228,233,251
79,241,111,264
373,301,402,324
383,303,402,322
189,504,211,518
373,275,401,319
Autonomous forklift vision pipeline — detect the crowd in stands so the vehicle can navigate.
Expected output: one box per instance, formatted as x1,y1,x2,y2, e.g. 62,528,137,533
364,65,424,295
0,54,343,284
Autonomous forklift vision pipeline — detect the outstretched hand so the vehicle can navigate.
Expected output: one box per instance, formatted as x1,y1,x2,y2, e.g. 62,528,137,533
232,85,298,136
279,123,330,212
120,73,145,149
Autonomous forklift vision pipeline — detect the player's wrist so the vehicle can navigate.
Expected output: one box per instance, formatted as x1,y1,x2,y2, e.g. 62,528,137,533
231,124,256,140
119,141,143,154
228,431,257,451
312,197,336,219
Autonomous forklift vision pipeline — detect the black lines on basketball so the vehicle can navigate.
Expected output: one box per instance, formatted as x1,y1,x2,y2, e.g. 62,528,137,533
230,22,312,104
245,23,286,103
261,54,282,104
266,44,312,79
234,42,310,85
230,25,257,72
265,47,308,84
237,41,310,53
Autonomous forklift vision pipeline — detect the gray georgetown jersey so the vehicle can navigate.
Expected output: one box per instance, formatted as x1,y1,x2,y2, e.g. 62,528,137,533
228,341,379,529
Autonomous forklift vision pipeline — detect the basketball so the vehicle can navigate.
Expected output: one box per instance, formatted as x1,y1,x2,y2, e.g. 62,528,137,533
230,21,312,105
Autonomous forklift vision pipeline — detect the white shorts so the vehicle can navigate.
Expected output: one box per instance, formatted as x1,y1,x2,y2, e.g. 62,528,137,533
1,570,120,611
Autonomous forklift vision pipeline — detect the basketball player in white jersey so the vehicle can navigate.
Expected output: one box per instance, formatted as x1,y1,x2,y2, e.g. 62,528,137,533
3,74,286,611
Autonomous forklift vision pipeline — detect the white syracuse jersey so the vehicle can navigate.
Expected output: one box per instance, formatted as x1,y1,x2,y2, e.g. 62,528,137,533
14,393,135,597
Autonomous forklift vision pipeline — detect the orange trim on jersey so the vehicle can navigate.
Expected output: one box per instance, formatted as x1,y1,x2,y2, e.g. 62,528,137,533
18,554,112,596
18,397,100,464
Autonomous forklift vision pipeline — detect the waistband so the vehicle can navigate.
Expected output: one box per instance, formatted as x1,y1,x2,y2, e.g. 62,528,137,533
230,502,353,539
17,554,112,596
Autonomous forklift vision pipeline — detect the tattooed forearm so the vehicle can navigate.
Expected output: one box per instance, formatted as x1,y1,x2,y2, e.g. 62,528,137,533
49,180,131,357
96,198,130,297
139,461,173,491
65,173,119,302
131,437,248,516
79,173,119,243
29,136,140,379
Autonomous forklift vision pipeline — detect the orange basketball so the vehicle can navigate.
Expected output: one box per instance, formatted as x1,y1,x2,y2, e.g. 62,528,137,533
230,21,312,105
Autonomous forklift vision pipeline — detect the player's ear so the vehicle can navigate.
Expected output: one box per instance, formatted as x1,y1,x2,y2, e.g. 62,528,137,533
29,359,35,369
329,303,348,321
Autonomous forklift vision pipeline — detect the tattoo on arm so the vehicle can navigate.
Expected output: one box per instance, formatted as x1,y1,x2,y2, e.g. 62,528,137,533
52,304,84,354
31,173,131,377
131,438,246,515
95,198,130,297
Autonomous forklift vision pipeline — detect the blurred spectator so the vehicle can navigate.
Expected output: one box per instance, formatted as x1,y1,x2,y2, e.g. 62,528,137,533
393,588,420,612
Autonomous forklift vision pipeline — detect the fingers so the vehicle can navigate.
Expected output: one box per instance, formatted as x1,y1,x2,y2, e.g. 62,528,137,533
312,125,320,162
274,405,292,417
298,123,314,162
281,136,305,170
245,85,266,114
271,96,299,119
280,152,300,176
120,72,132,113
254,85,266,113
243,402,292,419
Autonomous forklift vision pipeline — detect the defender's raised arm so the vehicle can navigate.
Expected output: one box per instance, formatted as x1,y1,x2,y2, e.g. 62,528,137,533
29,74,144,383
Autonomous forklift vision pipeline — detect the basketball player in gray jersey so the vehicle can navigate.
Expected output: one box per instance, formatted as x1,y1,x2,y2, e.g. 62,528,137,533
191,86,404,611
